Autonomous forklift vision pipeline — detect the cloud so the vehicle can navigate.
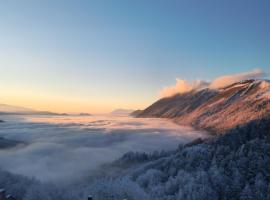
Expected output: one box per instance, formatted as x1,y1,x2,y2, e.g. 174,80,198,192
209,69,266,89
160,69,266,97
159,79,209,98
0,115,206,183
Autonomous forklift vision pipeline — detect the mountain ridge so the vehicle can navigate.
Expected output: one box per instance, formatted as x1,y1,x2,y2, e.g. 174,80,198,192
136,79,270,133
0,104,68,116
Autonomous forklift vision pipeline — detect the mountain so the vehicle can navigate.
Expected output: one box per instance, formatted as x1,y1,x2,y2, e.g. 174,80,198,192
130,109,143,116
111,109,135,115
78,112,92,116
136,79,270,133
0,104,68,116
78,80,270,200
0,104,34,113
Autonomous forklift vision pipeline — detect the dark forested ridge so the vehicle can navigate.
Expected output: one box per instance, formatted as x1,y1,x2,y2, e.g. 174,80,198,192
83,118,270,200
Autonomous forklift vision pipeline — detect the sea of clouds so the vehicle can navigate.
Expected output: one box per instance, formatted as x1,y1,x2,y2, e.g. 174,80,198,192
0,115,207,184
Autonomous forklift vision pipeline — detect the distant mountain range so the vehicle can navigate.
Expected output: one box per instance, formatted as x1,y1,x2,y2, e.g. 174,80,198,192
0,104,35,113
135,79,270,133
77,112,92,116
111,109,135,115
0,104,68,116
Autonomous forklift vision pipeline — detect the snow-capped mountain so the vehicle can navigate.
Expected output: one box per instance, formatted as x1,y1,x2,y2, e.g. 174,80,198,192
137,79,270,133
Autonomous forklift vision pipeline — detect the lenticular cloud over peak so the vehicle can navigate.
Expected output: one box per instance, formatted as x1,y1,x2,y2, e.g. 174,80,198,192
159,69,266,97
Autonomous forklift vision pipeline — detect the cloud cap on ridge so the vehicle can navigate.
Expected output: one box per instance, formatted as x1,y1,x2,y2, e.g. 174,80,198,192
160,69,266,98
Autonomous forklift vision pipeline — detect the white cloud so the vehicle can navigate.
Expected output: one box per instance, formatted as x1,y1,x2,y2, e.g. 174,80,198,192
159,79,209,98
209,69,266,89
160,69,266,97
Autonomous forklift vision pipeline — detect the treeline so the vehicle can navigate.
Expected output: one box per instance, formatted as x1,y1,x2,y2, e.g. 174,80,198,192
86,118,270,200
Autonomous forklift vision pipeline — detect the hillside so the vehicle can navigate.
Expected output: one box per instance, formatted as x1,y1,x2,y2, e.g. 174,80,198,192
130,110,143,116
137,79,270,133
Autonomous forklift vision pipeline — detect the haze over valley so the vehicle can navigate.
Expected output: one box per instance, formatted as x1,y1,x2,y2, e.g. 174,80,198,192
0,115,207,183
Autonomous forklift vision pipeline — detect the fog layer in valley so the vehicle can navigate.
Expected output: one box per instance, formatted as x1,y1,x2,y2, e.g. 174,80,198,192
0,115,207,183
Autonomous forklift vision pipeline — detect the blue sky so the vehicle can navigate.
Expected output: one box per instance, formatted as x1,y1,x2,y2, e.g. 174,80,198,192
0,0,269,113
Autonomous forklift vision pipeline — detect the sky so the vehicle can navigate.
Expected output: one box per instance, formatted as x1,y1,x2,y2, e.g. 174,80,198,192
0,0,269,113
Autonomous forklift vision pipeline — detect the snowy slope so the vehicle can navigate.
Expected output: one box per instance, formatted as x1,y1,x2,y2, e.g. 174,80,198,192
137,79,270,133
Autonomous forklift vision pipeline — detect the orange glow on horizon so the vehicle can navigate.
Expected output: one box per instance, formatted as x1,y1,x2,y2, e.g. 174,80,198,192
0,83,155,114
0,94,150,114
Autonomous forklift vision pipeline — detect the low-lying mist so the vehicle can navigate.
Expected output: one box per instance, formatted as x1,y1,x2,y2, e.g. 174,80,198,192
0,115,207,184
